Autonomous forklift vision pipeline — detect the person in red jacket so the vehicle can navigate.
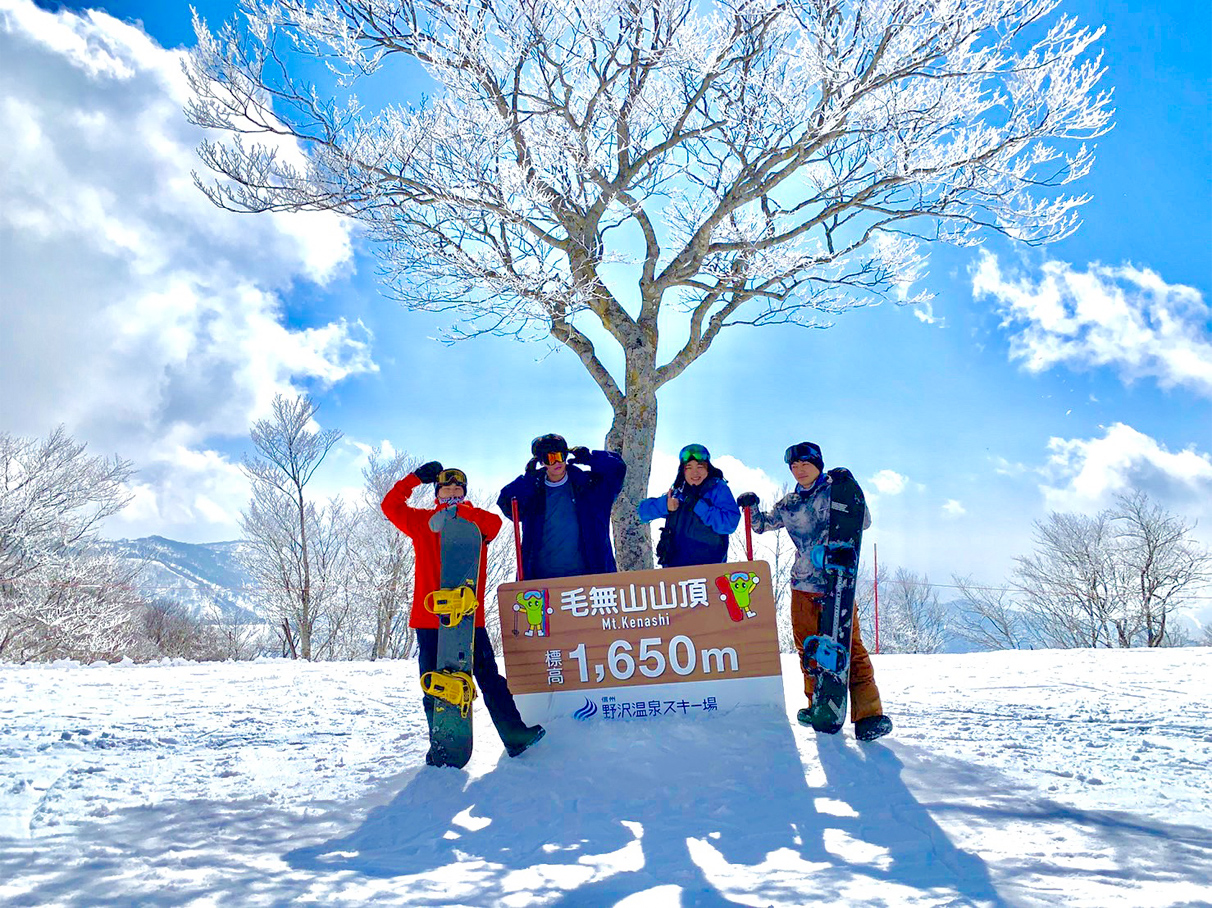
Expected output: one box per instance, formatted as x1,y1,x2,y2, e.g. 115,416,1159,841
382,461,544,764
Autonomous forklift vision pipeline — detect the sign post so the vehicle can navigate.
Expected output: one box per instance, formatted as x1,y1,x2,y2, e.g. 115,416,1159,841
497,561,784,724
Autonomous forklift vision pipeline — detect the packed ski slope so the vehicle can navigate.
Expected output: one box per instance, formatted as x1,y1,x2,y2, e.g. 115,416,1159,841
1,648,1209,907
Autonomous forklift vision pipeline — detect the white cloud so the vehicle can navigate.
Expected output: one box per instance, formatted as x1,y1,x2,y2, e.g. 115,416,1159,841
870,469,908,495
990,456,1029,477
973,252,1212,398
109,444,248,539
712,455,782,505
941,499,966,518
0,4,373,541
912,301,943,326
1039,424,1212,531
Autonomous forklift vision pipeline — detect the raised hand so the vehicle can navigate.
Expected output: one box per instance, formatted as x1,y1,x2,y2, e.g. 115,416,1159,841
414,461,443,484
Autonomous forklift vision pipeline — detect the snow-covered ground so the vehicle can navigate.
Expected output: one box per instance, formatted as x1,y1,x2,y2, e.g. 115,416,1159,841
1,649,1209,907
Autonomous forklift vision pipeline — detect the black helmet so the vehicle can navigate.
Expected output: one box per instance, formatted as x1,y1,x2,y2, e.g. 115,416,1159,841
531,433,569,458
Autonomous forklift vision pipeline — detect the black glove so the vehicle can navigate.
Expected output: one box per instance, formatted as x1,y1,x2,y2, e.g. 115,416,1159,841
737,492,759,509
414,461,443,484
526,455,543,473
569,446,591,463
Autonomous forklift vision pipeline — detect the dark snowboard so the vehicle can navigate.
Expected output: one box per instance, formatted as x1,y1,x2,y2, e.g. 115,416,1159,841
421,508,483,768
802,468,866,735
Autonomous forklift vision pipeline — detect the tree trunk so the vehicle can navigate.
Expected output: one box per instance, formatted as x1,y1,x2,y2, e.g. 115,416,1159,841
606,379,659,572
281,618,298,659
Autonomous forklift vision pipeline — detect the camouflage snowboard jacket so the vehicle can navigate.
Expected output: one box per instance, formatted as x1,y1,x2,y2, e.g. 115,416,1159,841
749,473,872,594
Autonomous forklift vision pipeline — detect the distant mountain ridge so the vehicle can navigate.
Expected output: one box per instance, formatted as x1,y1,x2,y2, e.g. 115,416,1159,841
103,536,258,623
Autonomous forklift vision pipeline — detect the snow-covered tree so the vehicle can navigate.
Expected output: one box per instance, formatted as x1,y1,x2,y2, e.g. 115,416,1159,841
1014,510,1121,648
1,427,133,589
1112,490,1212,648
1014,492,1211,648
139,599,230,661
951,574,1035,651
239,394,349,660
879,567,948,654
187,0,1111,570
350,448,420,660
0,428,142,662
1,553,148,663
209,597,274,660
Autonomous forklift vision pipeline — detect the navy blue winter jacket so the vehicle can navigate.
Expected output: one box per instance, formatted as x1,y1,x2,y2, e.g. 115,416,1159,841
497,450,626,580
638,475,740,568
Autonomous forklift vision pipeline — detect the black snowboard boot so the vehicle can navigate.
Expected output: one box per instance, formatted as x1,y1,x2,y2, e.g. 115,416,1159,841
855,715,893,742
506,725,546,757
795,707,841,733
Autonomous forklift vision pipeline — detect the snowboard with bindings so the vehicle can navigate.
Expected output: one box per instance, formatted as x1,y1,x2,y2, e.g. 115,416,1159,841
801,468,866,735
419,507,483,768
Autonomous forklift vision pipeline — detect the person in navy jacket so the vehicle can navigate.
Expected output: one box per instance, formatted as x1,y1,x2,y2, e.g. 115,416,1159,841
497,433,626,580
638,443,740,568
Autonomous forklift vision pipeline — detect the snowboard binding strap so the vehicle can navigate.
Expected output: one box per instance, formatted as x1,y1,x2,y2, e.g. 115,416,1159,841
424,585,479,625
803,634,849,676
810,541,859,576
421,670,477,717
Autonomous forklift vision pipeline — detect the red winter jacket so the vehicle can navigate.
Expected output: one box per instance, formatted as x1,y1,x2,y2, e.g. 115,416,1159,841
381,474,503,630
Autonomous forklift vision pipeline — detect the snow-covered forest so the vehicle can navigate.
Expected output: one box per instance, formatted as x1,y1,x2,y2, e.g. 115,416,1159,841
3,418,1209,665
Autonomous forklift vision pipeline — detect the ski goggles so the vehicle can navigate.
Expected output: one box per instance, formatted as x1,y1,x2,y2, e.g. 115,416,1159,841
531,433,568,458
679,443,711,464
436,468,467,486
784,442,822,465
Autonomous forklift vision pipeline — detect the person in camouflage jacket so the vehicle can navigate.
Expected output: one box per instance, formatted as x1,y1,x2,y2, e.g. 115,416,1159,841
738,441,893,742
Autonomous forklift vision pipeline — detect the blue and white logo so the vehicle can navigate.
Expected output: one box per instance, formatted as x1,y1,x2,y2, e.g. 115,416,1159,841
572,698,598,721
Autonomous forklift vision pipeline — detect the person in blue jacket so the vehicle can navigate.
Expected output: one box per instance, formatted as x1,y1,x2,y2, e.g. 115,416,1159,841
638,443,741,568
497,433,627,580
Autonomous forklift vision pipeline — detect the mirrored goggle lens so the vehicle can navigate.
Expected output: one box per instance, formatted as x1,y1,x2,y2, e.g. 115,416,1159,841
437,469,467,485
784,443,820,465
544,451,564,465
679,444,710,464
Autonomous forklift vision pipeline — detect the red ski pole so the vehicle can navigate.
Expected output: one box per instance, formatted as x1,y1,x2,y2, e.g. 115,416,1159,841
873,542,880,655
743,506,754,561
511,498,524,582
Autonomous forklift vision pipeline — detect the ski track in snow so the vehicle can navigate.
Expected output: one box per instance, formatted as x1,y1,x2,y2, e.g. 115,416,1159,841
0,650,1209,907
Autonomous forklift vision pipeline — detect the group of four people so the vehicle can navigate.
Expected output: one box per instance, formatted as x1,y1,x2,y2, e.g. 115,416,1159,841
380,434,892,766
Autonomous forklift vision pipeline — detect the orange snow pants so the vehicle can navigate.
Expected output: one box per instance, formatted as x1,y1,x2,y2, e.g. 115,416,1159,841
791,589,884,723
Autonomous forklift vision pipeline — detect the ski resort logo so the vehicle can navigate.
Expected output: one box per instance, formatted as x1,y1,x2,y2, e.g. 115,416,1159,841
512,588,553,636
573,698,599,721
714,571,760,622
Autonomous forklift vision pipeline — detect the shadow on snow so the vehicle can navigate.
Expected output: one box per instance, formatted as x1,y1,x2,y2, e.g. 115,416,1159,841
287,707,1009,906
3,709,1210,906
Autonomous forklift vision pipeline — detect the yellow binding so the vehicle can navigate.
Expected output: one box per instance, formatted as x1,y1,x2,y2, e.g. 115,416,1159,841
423,585,479,625
420,670,477,717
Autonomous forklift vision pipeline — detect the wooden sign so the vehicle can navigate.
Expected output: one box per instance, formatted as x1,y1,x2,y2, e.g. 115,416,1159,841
496,561,784,724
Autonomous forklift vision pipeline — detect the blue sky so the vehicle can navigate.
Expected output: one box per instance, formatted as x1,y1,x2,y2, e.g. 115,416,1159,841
3,0,1210,612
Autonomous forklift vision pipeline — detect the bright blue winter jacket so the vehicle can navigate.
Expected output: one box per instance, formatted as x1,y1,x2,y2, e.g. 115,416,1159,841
497,450,626,580
638,475,740,568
